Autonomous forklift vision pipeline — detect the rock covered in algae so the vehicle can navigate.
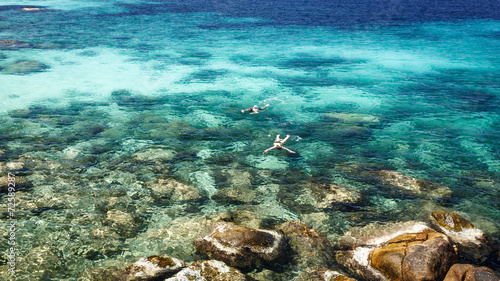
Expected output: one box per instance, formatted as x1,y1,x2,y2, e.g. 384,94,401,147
443,264,500,281
193,223,285,269
277,220,336,268
430,211,500,264
165,260,248,281
295,267,357,281
121,255,185,281
335,221,459,281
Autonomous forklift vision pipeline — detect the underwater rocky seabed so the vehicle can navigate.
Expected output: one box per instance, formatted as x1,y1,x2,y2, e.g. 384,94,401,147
0,95,499,280
0,2,499,281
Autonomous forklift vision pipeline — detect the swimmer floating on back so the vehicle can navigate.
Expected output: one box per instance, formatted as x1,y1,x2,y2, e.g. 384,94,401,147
242,104,269,114
263,134,296,154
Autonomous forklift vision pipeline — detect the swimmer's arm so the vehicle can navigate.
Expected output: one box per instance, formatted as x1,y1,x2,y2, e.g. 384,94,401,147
282,147,296,154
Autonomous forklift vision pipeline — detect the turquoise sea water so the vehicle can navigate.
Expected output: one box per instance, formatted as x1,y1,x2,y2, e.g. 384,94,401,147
0,0,499,279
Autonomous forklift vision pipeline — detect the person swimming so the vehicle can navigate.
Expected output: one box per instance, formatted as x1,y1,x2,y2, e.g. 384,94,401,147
263,134,296,154
241,104,269,114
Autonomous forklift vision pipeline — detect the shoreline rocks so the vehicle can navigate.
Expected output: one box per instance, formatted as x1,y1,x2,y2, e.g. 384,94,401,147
430,211,500,265
335,221,459,281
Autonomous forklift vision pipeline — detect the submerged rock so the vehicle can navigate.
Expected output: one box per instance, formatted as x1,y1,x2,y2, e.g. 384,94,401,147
430,211,500,264
324,113,380,125
443,264,500,281
277,221,336,268
2,59,50,74
120,255,185,281
0,175,29,193
305,180,363,210
165,260,248,281
296,267,357,281
133,148,177,163
145,178,202,202
335,221,458,281
338,163,452,198
213,168,257,203
0,40,31,50
106,210,142,238
194,224,285,269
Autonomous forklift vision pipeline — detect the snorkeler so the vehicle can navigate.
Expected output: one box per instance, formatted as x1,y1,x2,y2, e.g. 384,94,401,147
263,134,296,154
241,104,269,114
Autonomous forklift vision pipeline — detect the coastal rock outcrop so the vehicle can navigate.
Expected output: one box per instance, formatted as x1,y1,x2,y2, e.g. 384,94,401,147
193,223,285,269
165,260,248,281
430,211,500,264
277,220,335,268
443,264,500,281
335,221,458,281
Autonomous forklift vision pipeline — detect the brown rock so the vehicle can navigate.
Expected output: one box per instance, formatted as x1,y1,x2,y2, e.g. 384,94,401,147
430,212,500,264
369,229,459,281
336,221,459,281
193,224,284,269
443,264,500,281
402,230,459,281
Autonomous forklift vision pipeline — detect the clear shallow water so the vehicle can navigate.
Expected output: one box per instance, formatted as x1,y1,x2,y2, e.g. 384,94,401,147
0,0,499,280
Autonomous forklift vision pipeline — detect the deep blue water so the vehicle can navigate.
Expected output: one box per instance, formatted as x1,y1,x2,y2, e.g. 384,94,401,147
0,0,499,280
